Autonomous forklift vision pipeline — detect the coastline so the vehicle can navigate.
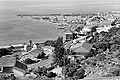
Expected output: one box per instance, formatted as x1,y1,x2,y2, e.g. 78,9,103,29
0,15,64,46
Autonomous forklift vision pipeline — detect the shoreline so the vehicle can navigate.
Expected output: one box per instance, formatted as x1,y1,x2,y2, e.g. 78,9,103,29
0,15,63,47
0,37,57,47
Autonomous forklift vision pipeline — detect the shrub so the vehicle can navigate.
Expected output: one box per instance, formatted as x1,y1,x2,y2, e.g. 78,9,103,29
46,72,57,78
73,69,85,79
23,58,37,64
111,69,120,76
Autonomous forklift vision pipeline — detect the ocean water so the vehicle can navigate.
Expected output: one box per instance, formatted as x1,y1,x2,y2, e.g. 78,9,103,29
0,0,120,46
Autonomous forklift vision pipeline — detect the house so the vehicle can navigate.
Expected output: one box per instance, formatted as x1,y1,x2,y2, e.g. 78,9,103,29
42,46,54,56
64,35,89,50
96,25,113,33
0,44,25,53
21,48,42,61
12,44,24,53
43,46,54,53
0,56,27,77
64,32,79,42
28,55,54,68
65,33,73,42
51,66,62,76
70,42,93,54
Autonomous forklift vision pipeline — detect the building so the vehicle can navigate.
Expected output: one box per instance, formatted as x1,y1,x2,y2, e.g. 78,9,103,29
65,33,73,42
64,32,79,42
42,46,54,56
21,48,42,61
11,44,25,53
0,56,27,77
70,42,93,54
0,44,25,53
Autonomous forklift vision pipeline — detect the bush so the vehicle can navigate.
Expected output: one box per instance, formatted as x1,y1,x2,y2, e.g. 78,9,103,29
0,48,13,57
74,69,85,79
37,66,47,76
0,74,17,80
23,58,37,64
37,52,46,59
111,69,120,76
44,40,56,47
96,54,106,61
46,72,57,78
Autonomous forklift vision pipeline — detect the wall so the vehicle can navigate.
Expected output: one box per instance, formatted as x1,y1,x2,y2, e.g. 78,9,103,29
13,68,24,77
3,67,13,73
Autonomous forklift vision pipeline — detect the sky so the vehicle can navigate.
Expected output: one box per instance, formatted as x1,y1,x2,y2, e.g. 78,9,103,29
0,0,120,4
0,0,120,14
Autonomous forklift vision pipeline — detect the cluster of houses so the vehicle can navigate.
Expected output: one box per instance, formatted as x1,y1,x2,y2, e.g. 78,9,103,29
62,11,120,61
0,40,55,77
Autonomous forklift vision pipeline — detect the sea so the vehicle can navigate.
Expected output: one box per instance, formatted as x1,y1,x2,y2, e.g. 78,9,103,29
0,0,120,46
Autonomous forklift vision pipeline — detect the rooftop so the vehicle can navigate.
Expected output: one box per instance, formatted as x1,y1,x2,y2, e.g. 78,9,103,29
0,56,16,67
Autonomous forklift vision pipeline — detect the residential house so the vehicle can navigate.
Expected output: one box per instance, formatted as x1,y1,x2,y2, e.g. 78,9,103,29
81,27,91,33
64,32,79,42
96,25,113,33
0,56,27,77
0,44,25,53
70,42,93,54
42,46,54,56
66,42,93,61
65,33,73,42
51,66,62,76
11,44,25,53
21,48,42,61
28,55,54,68
64,36,87,50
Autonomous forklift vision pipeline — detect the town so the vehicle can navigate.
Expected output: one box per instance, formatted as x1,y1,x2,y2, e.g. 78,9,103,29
0,11,120,80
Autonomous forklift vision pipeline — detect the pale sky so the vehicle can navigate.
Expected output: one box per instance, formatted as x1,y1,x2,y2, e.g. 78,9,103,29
0,0,119,3
0,0,119,14
0,0,119,6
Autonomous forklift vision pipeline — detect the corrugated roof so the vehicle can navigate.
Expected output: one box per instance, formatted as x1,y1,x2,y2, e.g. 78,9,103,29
71,42,93,53
26,49,42,58
73,47,90,53
0,56,16,67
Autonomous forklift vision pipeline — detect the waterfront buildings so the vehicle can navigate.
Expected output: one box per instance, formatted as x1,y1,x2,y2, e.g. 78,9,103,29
0,56,27,77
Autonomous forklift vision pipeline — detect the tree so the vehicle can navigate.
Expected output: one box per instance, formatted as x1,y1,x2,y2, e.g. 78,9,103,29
0,48,13,57
53,47,68,67
54,37,63,48
91,26,98,32
111,19,117,26
108,27,119,36
74,69,85,79
37,66,47,76
37,52,46,59
111,69,120,76
85,49,96,59
75,27,83,32
23,58,37,64
44,40,56,47
46,72,57,78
